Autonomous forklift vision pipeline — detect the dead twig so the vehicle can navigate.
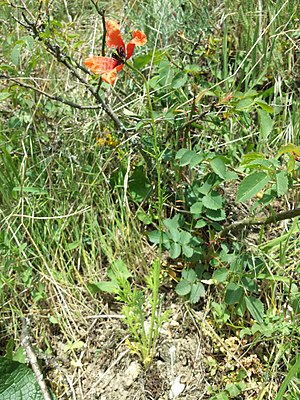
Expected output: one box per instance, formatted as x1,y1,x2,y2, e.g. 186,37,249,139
21,317,52,400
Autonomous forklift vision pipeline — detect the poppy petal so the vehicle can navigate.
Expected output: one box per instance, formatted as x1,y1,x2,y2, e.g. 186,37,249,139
102,64,124,84
130,30,148,46
106,19,125,50
84,56,119,74
126,30,147,59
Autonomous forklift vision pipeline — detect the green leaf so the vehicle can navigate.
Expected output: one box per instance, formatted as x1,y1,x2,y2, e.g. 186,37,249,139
276,170,289,196
178,150,201,167
179,231,192,245
184,64,201,74
88,281,119,294
255,98,274,114
190,201,203,214
182,244,194,258
236,172,270,203
169,242,181,259
210,157,227,179
133,53,152,69
225,282,244,305
11,43,23,65
172,71,188,89
175,148,189,160
164,215,181,231
205,208,226,221
189,282,205,303
202,191,223,210
258,108,273,139
0,357,46,400
212,268,228,283
175,280,192,296
64,341,85,352
137,210,152,225
182,269,197,283
235,97,254,111
195,219,207,228
245,296,264,323
241,152,265,165
148,230,169,245
128,166,151,202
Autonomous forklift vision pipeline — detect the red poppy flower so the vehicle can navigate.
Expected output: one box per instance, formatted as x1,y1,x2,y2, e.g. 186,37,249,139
84,19,147,84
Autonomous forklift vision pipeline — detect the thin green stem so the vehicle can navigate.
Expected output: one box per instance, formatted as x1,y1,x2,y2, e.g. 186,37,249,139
125,61,163,363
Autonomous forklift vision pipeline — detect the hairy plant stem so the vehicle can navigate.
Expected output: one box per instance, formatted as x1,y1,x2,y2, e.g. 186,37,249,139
125,61,163,364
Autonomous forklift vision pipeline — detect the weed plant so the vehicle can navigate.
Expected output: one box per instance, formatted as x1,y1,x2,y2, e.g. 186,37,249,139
0,0,300,398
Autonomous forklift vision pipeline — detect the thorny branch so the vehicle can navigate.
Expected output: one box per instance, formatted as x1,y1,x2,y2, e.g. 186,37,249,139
219,208,300,238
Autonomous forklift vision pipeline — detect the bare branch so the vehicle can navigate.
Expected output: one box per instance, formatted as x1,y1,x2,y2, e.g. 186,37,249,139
219,208,300,238
21,317,52,400
1,74,103,110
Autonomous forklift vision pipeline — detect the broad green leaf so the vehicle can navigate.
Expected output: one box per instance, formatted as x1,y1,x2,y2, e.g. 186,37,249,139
212,268,228,283
148,230,169,245
235,97,254,111
133,53,152,69
278,143,300,157
137,210,152,225
241,152,265,165
198,180,212,195
190,201,203,214
180,231,192,245
178,150,195,166
189,282,205,303
276,170,289,196
182,244,194,258
241,277,258,293
245,159,277,171
169,242,181,259
168,228,181,242
224,282,244,305
128,166,151,202
182,269,197,283
164,215,181,231
258,108,273,139
88,281,119,294
245,296,264,323
210,157,226,179
205,208,226,221
202,191,223,210
172,71,188,89
195,219,207,228
11,43,23,65
175,280,191,296
236,172,270,203
189,153,203,168
0,357,46,400
175,148,189,160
